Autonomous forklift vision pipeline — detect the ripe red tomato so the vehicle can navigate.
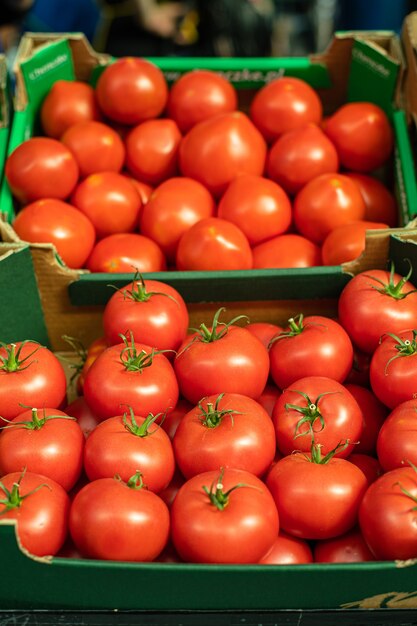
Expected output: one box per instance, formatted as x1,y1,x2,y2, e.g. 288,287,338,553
159,398,193,440
76,336,109,395
345,347,371,387
171,468,279,563
159,469,185,508
64,396,101,438
179,111,267,197
321,220,388,266
252,233,321,269
246,322,283,350
259,532,313,564
314,528,375,563
348,454,383,485
95,57,168,125
127,178,153,206
324,102,394,172
173,393,276,479
266,123,339,195
167,69,238,133
0,341,67,422
176,217,253,271
69,473,170,561
344,384,388,456
125,119,182,185
86,233,166,273
257,383,281,417
217,174,292,246
5,137,79,204
345,172,398,227
294,173,366,244
139,177,215,263
250,77,322,143
0,470,69,556
40,80,101,139
61,120,125,177
376,400,417,471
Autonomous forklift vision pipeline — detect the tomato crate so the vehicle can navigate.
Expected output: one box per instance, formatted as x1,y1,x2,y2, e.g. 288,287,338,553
0,54,10,192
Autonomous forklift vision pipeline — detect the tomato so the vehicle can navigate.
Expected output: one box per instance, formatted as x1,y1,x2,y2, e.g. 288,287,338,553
344,384,388,456
179,111,267,197
159,398,193,440
174,308,270,405
64,396,101,438
345,348,371,387
61,120,125,177
338,268,417,354
102,275,189,352
252,233,322,269
246,322,283,351
345,172,398,227
84,410,175,492
324,102,394,172
176,217,253,271
71,172,141,239
217,175,292,246
167,69,238,133
269,315,354,389
69,472,170,561
40,80,101,139
127,178,153,206
86,233,166,273
95,57,168,125
321,220,388,266
0,408,84,491
0,341,67,422
171,468,279,563
159,469,185,508
348,454,383,485
139,177,215,263
257,383,281,417
294,173,366,244
259,531,313,564
267,446,368,540
76,336,109,395
250,77,322,143
314,528,375,563
359,466,417,560
5,137,79,204
266,123,339,195
376,400,417,471
173,393,276,479
83,337,179,420
0,470,69,556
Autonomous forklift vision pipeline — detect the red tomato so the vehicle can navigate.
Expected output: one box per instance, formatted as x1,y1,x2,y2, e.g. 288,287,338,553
0,470,69,556
345,172,398,227
76,336,109,395
345,348,371,387
61,121,125,177
69,473,170,561
5,137,79,204
252,233,321,269
179,111,267,197
294,173,366,244
174,308,269,404
40,80,101,139
102,276,189,352
376,400,417,471
0,408,84,491
257,383,281,417
321,221,388,266
125,119,182,186
344,384,388,456
269,315,354,389
167,69,238,133
266,123,339,195
176,217,253,271
217,175,292,246
324,102,394,172
173,393,276,479
171,468,279,563
64,396,101,438
159,469,185,508
86,233,166,273
13,198,96,269
95,57,168,125
0,341,67,422
348,453,383,485
314,528,375,563
159,398,193,440
127,178,153,206
338,268,417,354
272,376,363,458
71,172,141,239
250,77,322,143
246,322,283,350
259,532,313,564
139,177,215,263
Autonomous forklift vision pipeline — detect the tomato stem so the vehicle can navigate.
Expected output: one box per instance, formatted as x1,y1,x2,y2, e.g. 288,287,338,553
122,406,163,437
364,261,417,300
190,308,249,344
0,408,76,431
0,469,50,514
119,332,172,371
383,330,417,374
202,467,254,511
285,390,338,440
0,340,40,373
198,393,240,428
307,439,350,464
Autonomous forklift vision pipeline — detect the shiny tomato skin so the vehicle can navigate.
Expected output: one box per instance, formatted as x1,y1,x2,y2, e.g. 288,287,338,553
217,174,292,245
127,178,153,205
324,102,394,172
376,400,417,471
139,177,215,263
348,454,383,486
176,217,253,271
345,172,398,227
344,384,388,456
250,77,322,143
294,173,366,244
5,137,79,204
40,80,101,139
266,123,339,195
321,220,388,266
61,120,125,177
259,532,313,564
95,57,168,125
173,393,276,479
69,476,170,561
257,383,281,417
171,468,279,563
314,528,375,563
179,111,267,198
13,198,96,269
159,398,193,440
86,233,166,273
246,322,283,351
64,396,101,438
252,233,321,269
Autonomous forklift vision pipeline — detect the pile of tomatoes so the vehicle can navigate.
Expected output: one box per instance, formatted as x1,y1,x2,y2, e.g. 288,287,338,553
4,56,398,272
1,266,417,564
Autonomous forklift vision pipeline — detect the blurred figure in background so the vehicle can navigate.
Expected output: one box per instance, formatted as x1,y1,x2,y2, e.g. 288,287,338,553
0,0,34,64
